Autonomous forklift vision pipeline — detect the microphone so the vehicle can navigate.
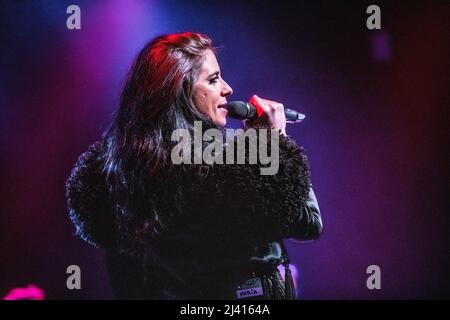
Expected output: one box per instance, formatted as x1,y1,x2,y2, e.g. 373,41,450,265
226,101,306,123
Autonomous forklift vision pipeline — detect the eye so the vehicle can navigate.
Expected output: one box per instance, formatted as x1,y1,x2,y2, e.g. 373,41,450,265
209,77,219,84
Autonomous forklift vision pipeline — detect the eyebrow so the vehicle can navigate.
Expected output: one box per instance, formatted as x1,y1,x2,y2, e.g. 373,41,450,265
206,71,220,79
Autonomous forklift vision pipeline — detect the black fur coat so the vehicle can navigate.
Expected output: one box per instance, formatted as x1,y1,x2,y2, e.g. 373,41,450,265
65,129,322,299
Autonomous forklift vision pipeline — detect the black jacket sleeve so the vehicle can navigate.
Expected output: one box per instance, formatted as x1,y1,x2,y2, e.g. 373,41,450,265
286,185,323,241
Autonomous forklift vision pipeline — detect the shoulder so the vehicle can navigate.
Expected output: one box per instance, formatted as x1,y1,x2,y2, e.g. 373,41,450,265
66,140,114,247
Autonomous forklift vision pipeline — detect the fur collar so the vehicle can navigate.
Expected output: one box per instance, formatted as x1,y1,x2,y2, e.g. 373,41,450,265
66,130,311,257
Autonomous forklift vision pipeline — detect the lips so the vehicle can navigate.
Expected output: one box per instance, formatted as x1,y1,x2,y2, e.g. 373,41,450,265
217,103,228,109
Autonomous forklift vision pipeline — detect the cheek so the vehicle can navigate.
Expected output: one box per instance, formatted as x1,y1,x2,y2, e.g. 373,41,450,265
197,95,210,112
193,87,205,105
194,88,213,108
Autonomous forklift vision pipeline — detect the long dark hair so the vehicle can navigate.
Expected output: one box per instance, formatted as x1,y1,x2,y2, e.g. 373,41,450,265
101,32,218,250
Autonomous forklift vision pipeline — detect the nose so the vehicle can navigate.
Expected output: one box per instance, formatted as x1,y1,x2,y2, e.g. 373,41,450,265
221,79,233,97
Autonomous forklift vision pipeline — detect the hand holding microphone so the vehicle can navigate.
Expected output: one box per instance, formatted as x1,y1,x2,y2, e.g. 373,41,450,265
226,95,306,136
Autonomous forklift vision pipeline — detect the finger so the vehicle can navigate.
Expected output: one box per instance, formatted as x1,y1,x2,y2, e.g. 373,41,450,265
252,95,284,112
249,95,268,116
257,96,284,111
249,95,261,108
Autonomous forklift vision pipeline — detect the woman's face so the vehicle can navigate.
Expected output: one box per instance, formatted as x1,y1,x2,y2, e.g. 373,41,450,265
192,50,233,127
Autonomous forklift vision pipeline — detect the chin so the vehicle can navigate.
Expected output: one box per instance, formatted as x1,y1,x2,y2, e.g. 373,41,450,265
215,118,226,127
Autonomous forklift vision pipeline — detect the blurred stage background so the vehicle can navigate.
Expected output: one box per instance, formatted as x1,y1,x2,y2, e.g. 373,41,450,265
0,0,448,299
